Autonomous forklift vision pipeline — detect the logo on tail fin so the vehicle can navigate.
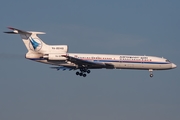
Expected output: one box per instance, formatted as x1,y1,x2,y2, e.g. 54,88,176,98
29,37,42,51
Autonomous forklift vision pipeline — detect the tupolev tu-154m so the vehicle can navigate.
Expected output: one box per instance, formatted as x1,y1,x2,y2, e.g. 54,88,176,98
4,27,177,77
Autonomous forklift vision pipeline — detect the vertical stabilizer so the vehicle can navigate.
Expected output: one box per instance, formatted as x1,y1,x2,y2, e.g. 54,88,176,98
4,27,48,53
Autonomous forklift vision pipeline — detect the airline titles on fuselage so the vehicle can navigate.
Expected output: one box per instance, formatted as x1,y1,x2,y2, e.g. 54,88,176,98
73,55,151,61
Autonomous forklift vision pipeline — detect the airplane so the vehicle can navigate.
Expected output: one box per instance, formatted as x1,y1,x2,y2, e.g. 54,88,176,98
4,27,177,77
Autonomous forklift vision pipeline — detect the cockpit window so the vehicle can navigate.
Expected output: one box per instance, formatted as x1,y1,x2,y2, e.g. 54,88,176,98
166,59,170,62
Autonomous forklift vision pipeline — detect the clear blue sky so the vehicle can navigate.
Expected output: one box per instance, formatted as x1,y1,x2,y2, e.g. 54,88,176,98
0,0,180,120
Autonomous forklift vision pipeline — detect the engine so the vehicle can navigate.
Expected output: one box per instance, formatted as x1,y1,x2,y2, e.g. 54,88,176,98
43,45,68,60
25,52,43,59
43,54,67,60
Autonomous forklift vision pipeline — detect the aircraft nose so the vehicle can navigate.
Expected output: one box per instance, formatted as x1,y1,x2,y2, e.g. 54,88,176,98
172,63,177,68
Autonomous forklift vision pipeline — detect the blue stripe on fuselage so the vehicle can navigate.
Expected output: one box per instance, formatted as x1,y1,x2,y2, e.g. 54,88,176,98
28,58,170,64
93,60,169,64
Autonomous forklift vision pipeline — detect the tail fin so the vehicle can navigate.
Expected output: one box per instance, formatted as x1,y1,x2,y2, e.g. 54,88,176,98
4,27,48,53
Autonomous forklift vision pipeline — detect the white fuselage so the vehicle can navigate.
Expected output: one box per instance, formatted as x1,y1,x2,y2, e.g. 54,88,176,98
30,53,176,70
5,27,177,77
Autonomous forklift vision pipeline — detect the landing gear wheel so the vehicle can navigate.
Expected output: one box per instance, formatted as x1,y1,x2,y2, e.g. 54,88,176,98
80,68,83,72
83,74,87,77
76,71,79,75
149,69,153,78
79,73,83,76
150,74,153,78
87,70,91,74
83,69,87,72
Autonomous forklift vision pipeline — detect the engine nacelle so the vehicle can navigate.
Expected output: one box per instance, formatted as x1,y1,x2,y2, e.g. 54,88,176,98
25,52,43,59
43,54,67,60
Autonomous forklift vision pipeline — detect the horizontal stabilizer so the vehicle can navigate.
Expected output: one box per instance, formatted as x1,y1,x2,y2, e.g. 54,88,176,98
4,27,46,35
4,31,18,34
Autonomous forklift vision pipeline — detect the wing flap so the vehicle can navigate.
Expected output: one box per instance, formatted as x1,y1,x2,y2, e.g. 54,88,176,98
50,66,76,71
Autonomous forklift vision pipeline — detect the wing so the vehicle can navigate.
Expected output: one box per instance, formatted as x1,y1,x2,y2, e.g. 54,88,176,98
62,55,114,69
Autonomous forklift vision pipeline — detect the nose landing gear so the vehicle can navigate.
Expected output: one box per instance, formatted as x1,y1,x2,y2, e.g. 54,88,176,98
150,74,153,77
149,69,153,78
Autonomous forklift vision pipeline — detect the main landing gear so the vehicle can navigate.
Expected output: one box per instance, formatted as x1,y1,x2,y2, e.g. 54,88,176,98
149,69,153,78
76,68,91,77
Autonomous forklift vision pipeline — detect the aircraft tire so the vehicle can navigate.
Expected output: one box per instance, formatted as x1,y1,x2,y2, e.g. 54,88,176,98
87,70,91,74
83,74,87,77
150,74,153,78
76,71,80,75
79,73,83,76
80,68,84,72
